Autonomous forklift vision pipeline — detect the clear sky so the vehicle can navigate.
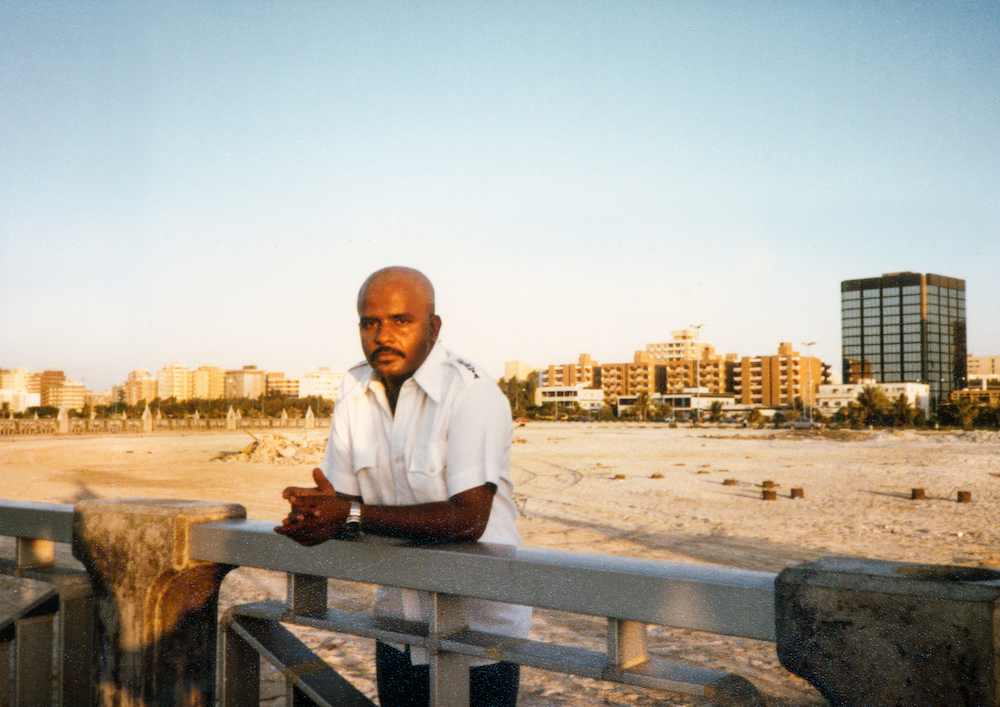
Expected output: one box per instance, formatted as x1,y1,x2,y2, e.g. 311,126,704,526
2,1,998,392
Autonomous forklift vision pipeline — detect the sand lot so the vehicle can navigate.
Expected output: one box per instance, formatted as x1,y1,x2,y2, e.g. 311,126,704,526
2,423,999,705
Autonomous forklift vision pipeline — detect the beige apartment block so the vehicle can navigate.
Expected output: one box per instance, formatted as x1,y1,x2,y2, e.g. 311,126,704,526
267,372,300,397
157,362,194,401
48,381,87,411
734,343,824,408
192,366,226,400
0,367,30,392
36,371,67,407
543,354,597,388
124,369,159,406
644,329,713,362
968,355,1000,376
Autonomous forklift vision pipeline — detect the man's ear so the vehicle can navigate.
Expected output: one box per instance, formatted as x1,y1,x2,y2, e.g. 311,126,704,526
429,314,442,342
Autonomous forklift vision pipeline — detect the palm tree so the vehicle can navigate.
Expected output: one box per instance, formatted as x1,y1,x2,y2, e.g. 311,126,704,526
956,399,981,430
892,393,916,427
855,386,891,426
709,400,724,422
632,391,651,422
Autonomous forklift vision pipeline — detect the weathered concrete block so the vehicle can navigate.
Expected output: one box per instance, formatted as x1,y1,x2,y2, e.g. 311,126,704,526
73,499,246,707
776,556,1000,707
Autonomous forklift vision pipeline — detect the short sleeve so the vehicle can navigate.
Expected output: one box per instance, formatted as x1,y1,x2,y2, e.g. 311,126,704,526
320,401,362,498
443,379,513,497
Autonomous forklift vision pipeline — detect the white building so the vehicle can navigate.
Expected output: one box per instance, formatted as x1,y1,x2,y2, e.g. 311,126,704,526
535,384,604,412
299,368,345,401
816,379,931,415
617,388,737,418
0,390,40,413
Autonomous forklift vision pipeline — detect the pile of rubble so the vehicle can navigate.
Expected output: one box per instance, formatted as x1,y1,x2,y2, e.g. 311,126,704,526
217,433,327,465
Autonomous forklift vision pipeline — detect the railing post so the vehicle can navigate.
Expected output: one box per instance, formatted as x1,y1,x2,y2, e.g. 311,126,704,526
428,593,470,707
72,499,246,706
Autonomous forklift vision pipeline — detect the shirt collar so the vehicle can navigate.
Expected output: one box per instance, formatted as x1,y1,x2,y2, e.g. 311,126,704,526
409,341,447,404
341,341,448,404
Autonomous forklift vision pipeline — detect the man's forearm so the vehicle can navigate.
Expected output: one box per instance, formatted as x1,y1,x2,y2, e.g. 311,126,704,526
359,485,494,542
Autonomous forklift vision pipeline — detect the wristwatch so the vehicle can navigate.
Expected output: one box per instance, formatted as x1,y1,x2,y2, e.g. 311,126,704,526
344,501,362,539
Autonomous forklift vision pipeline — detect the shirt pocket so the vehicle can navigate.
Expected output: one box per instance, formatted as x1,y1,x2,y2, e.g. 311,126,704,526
407,441,448,503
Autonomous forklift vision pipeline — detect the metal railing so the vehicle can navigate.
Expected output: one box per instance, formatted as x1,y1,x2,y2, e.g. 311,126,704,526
0,502,93,706
0,501,776,706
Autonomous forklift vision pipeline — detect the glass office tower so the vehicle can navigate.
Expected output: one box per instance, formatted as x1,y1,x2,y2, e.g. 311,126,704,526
841,272,966,407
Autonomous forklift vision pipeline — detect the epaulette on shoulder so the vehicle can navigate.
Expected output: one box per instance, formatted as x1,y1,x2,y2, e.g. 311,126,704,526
447,355,482,381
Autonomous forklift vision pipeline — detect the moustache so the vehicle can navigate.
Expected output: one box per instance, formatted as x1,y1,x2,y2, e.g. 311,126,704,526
372,347,405,359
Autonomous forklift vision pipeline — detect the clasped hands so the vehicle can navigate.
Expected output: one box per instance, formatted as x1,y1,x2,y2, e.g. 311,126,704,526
274,467,353,546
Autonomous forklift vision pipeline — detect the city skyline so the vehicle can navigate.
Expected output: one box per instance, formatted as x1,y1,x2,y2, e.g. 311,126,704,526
2,3,998,392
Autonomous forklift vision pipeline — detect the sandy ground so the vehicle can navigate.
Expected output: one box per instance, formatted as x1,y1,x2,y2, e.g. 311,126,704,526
2,422,1000,705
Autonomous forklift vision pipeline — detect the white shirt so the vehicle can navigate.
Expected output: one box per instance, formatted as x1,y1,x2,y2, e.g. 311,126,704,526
320,342,532,663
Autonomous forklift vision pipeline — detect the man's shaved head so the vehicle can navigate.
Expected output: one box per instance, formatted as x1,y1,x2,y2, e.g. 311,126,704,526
357,266,435,317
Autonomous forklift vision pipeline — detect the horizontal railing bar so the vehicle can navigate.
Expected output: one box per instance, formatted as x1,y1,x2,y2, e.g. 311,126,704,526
232,600,430,647
234,599,737,697
0,502,75,543
196,519,777,640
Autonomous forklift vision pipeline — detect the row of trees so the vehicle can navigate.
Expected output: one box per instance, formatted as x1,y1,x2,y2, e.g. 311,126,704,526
14,392,334,420
499,377,1000,430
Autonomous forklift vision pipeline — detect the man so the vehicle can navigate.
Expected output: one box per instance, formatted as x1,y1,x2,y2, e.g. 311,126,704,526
275,266,531,707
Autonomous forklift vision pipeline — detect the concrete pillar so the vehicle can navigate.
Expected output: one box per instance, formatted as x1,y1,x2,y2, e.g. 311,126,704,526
142,404,152,433
226,406,236,431
58,407,69,434
72,499,246,707
776,556,1000,707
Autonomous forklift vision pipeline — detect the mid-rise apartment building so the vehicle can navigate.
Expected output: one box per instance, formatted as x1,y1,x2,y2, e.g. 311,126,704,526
47,381,87,411
38,370,66,407
968,355,1000,378
842,272,966,406
267,372,300,397
192,366,226,400
124,369,158,406
299,368,344,401
157,362,193,401
541,354,598,388
503,361,536,383
643,329,712,362
733,343,824,408
0,368,30,392
225,366,268,399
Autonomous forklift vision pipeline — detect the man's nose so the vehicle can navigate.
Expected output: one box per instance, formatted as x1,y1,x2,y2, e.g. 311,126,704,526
373,322,393,344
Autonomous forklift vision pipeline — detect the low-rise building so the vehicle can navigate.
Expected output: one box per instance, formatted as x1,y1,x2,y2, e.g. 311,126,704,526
534,384,604,413
0,390,40,414
816,380,931,415
950,378,1000,407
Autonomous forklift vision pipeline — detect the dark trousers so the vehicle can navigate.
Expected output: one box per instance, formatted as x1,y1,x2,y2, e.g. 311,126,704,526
376,642,520,707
